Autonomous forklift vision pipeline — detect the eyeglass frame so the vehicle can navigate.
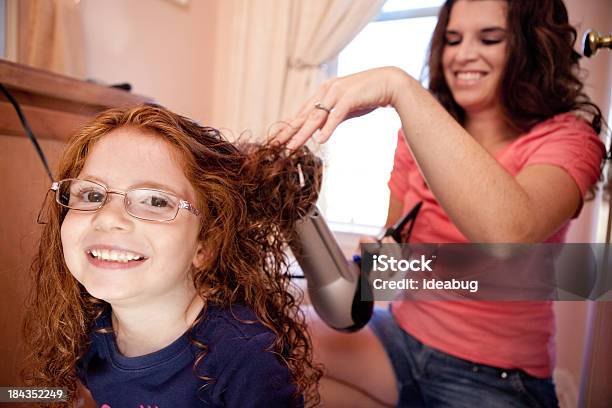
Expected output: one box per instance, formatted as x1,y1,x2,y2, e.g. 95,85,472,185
48,178,201,222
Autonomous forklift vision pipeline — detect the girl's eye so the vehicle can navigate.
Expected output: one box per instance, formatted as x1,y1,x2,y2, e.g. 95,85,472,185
144,195,169,208
79,189,105,203
129,190,178,214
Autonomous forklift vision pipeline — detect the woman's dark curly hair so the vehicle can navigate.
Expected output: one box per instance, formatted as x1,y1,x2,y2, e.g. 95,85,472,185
427,0,604,135
22,104,323,406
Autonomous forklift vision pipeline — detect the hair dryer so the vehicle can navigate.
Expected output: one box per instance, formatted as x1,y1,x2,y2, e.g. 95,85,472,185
290,202,422,332
291,207,373,332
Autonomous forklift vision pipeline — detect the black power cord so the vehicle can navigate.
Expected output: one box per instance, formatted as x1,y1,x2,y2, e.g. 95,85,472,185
0,83,53,181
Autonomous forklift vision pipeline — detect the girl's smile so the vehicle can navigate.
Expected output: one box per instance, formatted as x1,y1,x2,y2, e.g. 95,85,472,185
85,244,149,269
60,128,203,304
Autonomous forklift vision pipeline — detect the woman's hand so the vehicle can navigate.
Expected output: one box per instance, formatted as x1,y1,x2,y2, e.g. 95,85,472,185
274,67,410,149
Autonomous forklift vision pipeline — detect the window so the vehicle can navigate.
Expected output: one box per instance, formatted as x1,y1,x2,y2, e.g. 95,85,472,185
320,0,443,234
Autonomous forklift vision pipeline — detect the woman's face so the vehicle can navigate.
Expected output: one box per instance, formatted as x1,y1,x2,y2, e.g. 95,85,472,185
442,0,508,114
61,128,203,306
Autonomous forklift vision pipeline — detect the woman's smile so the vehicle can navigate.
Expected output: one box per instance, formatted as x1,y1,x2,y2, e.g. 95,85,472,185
453,70,488,86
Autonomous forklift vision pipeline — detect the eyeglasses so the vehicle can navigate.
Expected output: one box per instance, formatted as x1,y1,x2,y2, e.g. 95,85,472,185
50,178,200,222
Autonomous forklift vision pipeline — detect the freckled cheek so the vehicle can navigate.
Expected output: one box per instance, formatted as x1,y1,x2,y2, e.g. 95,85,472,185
153,246,197,286
156,229,199,268
60,216,83,278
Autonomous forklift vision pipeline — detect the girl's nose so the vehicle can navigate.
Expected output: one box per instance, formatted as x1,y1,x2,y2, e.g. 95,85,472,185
91,194,133,232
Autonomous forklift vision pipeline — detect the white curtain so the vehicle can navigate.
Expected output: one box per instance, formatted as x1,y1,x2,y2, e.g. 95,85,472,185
210,0,385,141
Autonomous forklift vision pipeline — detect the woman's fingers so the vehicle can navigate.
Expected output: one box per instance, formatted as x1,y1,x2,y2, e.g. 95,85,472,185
273,82,335,145
380,236,397,244
287,105,332,149
354,235,378,259
318,103,349,143
272,120,299,145
272,112,307,144
284,84,355,148
273,107,317,145
274,69,396,149
358,235,379,245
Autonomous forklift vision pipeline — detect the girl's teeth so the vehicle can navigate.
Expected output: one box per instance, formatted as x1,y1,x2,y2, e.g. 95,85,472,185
89,249,145,262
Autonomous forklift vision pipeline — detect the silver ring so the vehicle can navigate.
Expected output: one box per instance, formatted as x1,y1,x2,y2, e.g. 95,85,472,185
314,101,332,114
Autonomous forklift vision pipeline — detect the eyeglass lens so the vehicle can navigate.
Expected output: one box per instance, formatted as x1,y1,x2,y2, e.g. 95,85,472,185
56,179,180,221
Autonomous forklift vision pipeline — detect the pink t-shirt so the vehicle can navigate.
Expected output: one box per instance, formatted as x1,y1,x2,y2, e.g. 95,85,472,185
388,112,605,378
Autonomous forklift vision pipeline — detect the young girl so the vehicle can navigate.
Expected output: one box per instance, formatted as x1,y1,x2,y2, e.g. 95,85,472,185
23,104,322,407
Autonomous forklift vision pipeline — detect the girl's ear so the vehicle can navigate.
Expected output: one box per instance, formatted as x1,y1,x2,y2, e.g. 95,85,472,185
192,242,207,269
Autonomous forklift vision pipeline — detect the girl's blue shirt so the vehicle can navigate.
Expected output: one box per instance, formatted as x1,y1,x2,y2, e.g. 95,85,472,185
77,303,303,407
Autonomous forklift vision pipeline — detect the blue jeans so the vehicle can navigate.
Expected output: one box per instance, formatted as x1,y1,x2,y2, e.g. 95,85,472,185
368,307,559,408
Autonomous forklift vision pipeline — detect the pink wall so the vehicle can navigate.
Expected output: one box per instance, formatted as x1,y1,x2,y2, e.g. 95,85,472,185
79,0,218,123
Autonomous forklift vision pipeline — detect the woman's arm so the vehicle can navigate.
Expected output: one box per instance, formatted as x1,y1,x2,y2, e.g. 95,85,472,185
391,70,580,243
277,67,581,243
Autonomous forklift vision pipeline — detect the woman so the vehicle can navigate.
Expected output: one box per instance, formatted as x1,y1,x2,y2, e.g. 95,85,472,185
275,0,606,406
